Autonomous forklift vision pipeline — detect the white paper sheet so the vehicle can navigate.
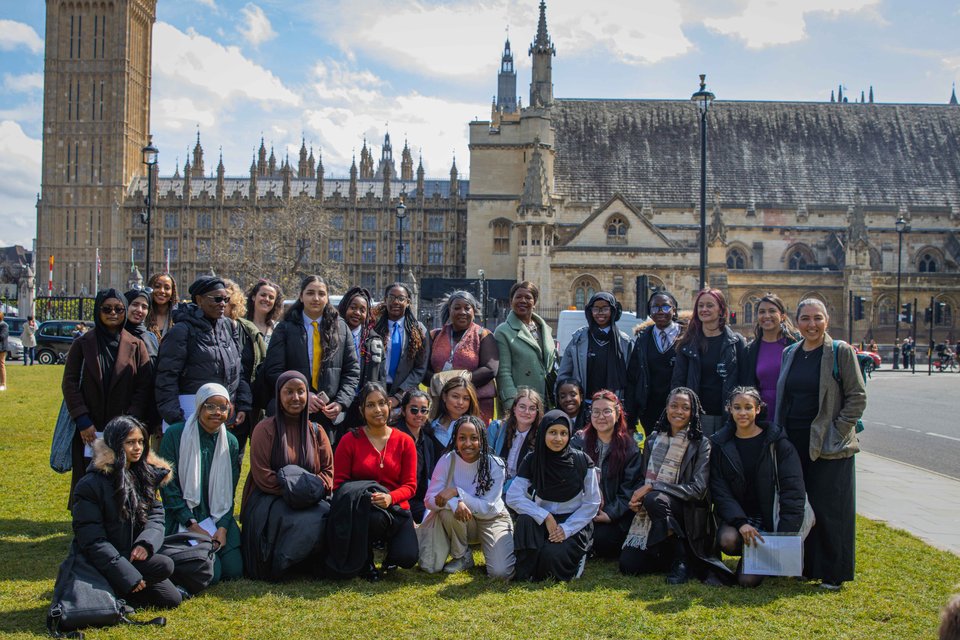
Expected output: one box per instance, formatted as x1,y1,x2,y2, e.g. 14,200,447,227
178,517,218,546
741,533,804,576
83,432,103,458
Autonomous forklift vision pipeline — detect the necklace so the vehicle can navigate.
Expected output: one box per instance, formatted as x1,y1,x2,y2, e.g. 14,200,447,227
364,427,389,468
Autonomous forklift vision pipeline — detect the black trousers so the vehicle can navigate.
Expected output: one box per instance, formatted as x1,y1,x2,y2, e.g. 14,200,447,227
124,553,182,609
367,509,419,569
619,492,687,576
592,521,628,559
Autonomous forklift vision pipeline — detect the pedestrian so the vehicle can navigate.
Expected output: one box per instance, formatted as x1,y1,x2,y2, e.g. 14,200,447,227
145,273,178,340
742,293,798,425
556,377,586,432
774,298,866,590
123,288,159,361
494,281,557,410
0,311,7,390
626,290,682,435
671,288,748,437
21,315,38,366
902,336,913,369
245,279,283,348
557,291,632,402
373,283,430,413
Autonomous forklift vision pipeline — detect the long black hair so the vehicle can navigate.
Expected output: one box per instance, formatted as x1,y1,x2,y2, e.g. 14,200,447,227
284,275,339,362
653,386,704,441
445,415,496,496
102,416,155,525
373,282,424,361
352,381,390,434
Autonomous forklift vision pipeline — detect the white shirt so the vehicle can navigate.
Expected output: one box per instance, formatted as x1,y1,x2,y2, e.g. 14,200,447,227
424,452,507,519
302,313,323,365
656,321,681,353
505,469,601,540
384,319,406,384
506,429,529,479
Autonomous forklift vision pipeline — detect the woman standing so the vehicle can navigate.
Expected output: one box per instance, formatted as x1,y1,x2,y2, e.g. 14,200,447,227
338,287,385,432
626,290,682,435
506,410,600,582
487,387,544,493
494,281,557,410
671,289,747,437
557,292,632,401
0,311,7,391
159,383,242,584
62,289,152,507
123,288,159,361
245,279,283,347
425,416,515,578
426,291,499,423
71,416,181,609
21,315,38,366
263,276,360,444
373,283,430,410
774,299,866,589
743,293,798,425
145,273,178,340
570,390,642,558
394,390,443,523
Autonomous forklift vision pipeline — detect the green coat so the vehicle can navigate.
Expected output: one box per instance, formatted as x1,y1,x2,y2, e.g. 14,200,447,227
494,311,556,410
158,423,242,583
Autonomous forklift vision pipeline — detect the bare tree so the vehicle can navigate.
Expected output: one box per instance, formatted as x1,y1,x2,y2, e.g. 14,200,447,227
212,196,346,296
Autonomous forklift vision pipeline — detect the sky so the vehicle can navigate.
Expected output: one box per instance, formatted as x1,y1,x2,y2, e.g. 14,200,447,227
1,0,959,248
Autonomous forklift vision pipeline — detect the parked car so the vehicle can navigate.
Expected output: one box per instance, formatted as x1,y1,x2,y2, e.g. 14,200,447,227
6,335,23,361
3,316,27,338
855,347,881,376
35,320,93,365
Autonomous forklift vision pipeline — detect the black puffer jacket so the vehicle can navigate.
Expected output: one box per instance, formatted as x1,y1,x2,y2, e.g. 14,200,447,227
670,326,748,412
154,304,252,424
71,440,171,595
709,423,805,532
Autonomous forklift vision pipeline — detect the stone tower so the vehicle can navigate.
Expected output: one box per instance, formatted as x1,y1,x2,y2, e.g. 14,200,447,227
498,37,517,113
529,0,555,108
37,0,158,292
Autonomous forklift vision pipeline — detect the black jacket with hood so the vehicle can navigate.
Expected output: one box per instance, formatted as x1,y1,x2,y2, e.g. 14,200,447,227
670,325,748,414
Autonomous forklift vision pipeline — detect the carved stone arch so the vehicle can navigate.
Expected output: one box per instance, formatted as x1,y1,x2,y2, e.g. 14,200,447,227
489,217,513,255
934,293,956,328
571,274,601,309
784,243,815,271
726,242,751,270
739,290,766,327
604,213,629,245
874,293,896,326
915,246,945,273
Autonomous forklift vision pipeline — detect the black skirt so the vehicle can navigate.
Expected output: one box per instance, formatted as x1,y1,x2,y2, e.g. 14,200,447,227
513,511,593,582
802,455,856,583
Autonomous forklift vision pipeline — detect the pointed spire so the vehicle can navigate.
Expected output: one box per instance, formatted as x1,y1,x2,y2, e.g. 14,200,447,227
349,155,358,202
400,138,414,181
191,129,205,178
532,0,552,52
950,83,958,106
869,85,874,103
315,149,324,199
216,148,225,200
528,1,556,108
837,84,844,103
830,89,835,103
519,138,552,213
416,154,425,196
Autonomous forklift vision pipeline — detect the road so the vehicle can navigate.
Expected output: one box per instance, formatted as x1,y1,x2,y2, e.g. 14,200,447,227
857,369,960,479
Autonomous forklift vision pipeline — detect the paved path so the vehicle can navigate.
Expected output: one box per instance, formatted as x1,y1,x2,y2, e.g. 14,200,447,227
857,452,960,555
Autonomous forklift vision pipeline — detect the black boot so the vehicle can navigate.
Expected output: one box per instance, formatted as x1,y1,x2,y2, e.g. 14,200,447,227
665,537,689,585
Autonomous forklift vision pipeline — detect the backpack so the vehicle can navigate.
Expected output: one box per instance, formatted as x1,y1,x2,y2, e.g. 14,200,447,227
830,340,866,434
158,532,216,595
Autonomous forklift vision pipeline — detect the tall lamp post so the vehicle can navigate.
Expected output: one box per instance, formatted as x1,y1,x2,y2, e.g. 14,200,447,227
894,215,910,368
478,269,487,327
141,137,159,279
395,199,407,282
691,74,714,291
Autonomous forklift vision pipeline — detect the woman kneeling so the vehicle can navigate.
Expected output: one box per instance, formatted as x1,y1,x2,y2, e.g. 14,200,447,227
425,416,515,578
506,411,601,582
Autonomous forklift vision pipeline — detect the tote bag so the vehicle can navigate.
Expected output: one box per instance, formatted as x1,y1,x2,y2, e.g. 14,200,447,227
771,444,816,540
416,454,457,573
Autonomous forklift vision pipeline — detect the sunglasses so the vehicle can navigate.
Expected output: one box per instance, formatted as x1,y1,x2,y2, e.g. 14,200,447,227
407,407,429,415
650,304,673,314
100,306,126,315
206,295,230,304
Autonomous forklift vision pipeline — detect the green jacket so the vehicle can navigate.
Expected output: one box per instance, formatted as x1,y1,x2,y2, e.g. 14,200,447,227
494,311,556,410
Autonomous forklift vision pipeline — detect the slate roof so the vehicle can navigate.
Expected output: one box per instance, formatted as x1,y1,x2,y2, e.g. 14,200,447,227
127,177,468,200
551,99,960,209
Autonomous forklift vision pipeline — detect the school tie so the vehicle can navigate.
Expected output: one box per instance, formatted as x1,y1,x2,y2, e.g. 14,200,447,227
660,330,670,352
311,321,322,391
389,322,403,381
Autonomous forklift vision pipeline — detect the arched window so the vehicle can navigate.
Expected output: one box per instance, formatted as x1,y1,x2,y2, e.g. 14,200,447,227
919,252,939,273
877,298,895,326
606,216,628,245
726,248,747,270
741,294,762,326
788,248,811,270
935,299,953,326
492,220,511,254
573,276,600,309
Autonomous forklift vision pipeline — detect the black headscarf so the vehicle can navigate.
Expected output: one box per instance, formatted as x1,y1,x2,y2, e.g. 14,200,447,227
188,276,226,301
519,409,592,503
585,291,627,394
272,370,319,474
94,288,125,391
123,288,151,338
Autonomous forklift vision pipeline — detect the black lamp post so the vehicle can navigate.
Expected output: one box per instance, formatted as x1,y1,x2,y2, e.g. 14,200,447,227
894,215,910,368
395,199,407,282
478,269,486,327
691,74,714,291
141,137,159,279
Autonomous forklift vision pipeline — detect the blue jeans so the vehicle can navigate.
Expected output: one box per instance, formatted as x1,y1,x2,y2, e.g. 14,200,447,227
23,346,35,365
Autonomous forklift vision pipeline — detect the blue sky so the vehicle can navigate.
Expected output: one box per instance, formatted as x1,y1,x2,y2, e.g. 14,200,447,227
1,0,959,247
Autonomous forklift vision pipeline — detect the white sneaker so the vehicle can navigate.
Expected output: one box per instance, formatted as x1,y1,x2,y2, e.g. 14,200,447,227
442,554,475,574
0,385,6,391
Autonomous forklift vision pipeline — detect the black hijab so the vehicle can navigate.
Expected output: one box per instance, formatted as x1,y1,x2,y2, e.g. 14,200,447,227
585,291,627,393
94,288,124,390
123,288,151,339
519,409,592,503
272,370,319,474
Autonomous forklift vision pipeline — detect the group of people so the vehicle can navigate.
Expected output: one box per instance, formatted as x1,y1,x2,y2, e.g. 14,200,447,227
57,273,867,613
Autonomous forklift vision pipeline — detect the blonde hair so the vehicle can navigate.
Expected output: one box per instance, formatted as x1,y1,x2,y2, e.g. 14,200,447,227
222,278,247,320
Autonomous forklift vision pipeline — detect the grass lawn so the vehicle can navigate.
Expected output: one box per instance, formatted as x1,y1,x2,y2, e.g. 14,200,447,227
0,365,957,639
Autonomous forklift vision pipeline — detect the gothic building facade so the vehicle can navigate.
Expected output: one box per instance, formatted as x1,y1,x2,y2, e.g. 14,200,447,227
467,1,960,342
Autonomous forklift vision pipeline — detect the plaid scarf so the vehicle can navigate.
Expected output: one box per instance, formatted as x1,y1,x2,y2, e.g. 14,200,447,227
623,428,690,550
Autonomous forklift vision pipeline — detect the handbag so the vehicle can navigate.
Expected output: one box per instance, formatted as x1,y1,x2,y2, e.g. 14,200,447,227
416,453,457,573
771,444,816,540
51,367,83,474
47,544,165,638
158,532,216,595
429,369,471,399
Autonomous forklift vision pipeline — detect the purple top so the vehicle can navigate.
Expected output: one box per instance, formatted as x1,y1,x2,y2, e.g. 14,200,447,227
756,338,787,424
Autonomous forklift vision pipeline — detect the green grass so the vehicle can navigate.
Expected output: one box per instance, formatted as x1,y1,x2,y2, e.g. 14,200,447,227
1,365,957,639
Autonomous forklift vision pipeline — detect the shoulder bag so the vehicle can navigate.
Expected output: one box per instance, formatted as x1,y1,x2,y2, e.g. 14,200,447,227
771,443,816,540
51,367,83,474
416,453,457,573
831,340,866,433
158,532,216,595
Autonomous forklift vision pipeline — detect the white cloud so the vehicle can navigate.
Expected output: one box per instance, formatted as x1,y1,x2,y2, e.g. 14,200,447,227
0,20,44,54
3,73,43,94
0,121,41,246
703,0,881,49
239,3,276,47
198,0,217,7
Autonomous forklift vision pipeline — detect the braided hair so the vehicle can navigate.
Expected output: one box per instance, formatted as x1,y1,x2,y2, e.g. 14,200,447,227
373,283,424,361
725,385,766,425
102,416,156,525
446,415,496,496
284,275,339,362
338,287,375,362
654,386,705,441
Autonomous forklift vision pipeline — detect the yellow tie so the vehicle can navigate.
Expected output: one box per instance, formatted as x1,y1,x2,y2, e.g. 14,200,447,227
312,321,322,391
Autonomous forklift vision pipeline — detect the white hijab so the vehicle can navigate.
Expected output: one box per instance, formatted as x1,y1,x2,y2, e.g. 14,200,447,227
178,383,234,522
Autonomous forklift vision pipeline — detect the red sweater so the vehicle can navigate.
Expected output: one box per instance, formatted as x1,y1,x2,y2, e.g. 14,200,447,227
333,428,418,510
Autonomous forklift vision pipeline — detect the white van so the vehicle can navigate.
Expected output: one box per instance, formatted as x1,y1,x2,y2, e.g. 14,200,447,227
555,309,645,353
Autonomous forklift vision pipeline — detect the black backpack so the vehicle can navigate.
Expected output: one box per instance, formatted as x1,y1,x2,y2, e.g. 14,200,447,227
158,532,216,595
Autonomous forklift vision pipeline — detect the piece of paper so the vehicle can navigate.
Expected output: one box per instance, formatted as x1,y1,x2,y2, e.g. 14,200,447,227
741,532,804,576
178,517,217,546
83,432,103,458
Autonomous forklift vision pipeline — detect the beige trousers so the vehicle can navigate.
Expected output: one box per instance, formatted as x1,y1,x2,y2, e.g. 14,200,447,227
438,508,515,579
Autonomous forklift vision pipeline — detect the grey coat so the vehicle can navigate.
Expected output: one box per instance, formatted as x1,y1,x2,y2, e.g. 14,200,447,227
774,334,867,461
556,325,632,399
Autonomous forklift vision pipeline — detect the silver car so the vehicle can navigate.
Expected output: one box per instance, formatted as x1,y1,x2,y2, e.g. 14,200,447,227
6,335,23,361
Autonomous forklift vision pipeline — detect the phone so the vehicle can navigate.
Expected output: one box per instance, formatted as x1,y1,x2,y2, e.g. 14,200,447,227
317,391,330,405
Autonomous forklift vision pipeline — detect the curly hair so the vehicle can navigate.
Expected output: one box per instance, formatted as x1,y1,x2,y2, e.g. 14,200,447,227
653,386,704,441
373,283,424,361
497,386,544,460
284,275,339,363
245,279,284,325
676,288,727,353
446,415,495,496
581,390,634,479
222,278,246,320
145,272,178,335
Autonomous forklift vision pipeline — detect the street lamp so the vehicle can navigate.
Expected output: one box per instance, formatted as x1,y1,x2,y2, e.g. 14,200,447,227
691,74,714,291
141,137,159,279
395,198,407,282
478,269,486,327
894,215,910,368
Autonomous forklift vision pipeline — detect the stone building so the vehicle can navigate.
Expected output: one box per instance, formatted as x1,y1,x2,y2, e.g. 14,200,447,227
467,0,960,342
35,0,467,297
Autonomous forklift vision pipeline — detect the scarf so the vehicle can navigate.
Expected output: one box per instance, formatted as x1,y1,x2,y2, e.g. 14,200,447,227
519,410,591,503
179,383,234,522
272,370,319,474
123,288,151,340
585,292,627,392
93,288,124,391
623,427,690,549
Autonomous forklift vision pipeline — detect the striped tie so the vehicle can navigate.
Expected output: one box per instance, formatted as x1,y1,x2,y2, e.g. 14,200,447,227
312,321,322,391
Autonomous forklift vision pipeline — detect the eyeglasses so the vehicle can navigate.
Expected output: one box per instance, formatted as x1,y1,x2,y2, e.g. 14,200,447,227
650,305,673,314
100,306,126,315
206,295,230,304
407,407,429,415
387,294,409,303
202,402,230,413
591,306,612,313
591,408,615,418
